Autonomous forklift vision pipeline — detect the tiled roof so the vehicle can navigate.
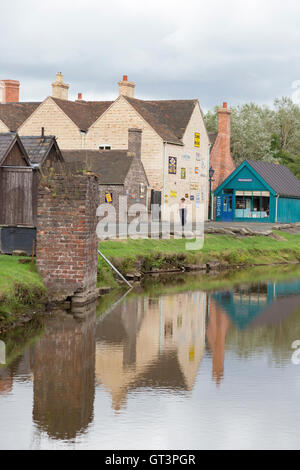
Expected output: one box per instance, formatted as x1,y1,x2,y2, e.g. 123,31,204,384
208,132,218,147
247,160,300,198
62,149,133,184
0,102,41,131
0,96,198,144
20,135,58,165
124,97,197,144
51,98,113,131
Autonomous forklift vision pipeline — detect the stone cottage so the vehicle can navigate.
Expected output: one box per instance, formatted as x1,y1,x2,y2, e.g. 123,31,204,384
0,73,211,221
62,128,149,224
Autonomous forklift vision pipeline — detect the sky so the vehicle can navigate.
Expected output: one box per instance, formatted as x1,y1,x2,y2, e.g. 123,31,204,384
1,0,300,110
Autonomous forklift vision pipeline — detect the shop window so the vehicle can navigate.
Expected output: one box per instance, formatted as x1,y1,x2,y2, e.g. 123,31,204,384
235,194,270,218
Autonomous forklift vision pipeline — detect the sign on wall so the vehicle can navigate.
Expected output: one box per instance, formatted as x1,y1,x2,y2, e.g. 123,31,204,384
181,168,186,179
195,167,199,175
196,153,201,161
216,196,222,217
190,183,199,190
196,193,201,208
194,133,200,148
105,191,113,203
170,190,177,198
168,156,177,174
190,195,195,201
182,154,191,161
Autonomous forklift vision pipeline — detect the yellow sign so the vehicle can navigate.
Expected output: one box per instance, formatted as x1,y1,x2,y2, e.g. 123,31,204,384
105,191,113,203
170,190,177,198
194,132,200,147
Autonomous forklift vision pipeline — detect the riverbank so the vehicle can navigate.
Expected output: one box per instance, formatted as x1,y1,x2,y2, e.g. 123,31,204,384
1,230,300,331
0,256,46,332
98,231,300,286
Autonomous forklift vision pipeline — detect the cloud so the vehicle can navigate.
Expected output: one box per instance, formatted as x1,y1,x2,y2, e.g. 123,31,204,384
1,0,300,107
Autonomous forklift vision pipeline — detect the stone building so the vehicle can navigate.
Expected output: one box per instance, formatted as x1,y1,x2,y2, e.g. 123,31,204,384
0,73,211,220
62,128,149,224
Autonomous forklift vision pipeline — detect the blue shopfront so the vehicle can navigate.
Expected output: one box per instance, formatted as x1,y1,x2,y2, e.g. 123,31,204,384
214,160,300,223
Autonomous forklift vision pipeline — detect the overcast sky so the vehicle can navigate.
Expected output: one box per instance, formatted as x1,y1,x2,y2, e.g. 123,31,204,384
1,0,300,110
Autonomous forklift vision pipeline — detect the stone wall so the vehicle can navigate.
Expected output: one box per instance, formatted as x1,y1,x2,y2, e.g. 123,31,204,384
36,175,98,300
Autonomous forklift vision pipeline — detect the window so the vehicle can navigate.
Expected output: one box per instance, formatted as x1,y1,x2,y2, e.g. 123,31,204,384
99,145,111,150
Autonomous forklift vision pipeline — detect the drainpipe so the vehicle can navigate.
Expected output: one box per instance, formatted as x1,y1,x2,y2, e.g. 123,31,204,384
162,142,167,216
275,194,279,223
80,130,86,149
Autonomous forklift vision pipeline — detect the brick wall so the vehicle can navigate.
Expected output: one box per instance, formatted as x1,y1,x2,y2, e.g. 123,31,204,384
36,175,99,300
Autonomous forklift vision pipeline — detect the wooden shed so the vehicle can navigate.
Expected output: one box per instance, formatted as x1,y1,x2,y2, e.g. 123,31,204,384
0,132,63,253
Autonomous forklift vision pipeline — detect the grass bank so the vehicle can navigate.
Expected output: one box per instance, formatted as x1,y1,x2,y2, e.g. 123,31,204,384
98,231,300,286
0,255,46,331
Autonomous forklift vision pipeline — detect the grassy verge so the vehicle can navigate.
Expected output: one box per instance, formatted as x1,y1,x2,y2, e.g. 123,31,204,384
0,255,46,330
98,231,300,285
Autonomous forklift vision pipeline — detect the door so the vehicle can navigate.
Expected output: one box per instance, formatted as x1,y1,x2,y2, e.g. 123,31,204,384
222,195,233,221
151,190,161,221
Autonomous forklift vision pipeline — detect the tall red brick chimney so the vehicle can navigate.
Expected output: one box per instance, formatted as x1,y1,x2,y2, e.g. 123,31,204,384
210,102,235,191
0,80,20,103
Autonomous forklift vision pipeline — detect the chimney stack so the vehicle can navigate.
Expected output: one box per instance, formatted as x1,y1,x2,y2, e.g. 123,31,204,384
52,72,69,100
128,128,142,159
118,75,135,98
209,102,235,191
0,80,20,103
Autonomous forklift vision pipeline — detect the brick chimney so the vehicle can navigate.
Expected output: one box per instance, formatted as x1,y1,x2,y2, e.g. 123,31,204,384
210,102,235,191
0,80,20,103
118,75,135,98
52,72,69,100
128,128,142,159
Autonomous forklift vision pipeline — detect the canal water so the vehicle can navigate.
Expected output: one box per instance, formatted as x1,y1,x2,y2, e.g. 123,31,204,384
1,267,300,450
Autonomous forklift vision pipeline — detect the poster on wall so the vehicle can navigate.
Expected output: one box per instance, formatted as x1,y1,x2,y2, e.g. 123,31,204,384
216,196,222,217
168,156,177,174
194,132,200,147
181,168,186,179
105,191,113,203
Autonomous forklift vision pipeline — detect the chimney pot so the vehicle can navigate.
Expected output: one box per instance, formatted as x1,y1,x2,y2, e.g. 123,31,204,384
223,102,227,109
78,93,82,100
123,75,128,81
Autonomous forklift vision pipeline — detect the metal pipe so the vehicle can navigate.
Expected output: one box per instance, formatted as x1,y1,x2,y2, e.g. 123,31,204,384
98,249,132,288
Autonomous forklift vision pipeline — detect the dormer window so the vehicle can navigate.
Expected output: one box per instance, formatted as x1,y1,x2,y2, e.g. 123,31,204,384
99,145,111,150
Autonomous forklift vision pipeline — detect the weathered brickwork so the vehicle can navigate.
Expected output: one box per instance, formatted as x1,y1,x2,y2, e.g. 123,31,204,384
36,175,99,299
210,103,235,191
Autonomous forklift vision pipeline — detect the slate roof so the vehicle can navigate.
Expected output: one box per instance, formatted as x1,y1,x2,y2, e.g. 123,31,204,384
20,135,59,165
124,97,197,144
0,133,16,162
247,160,300,198
0,132,30,166
0,102,41,131
62,149,133,184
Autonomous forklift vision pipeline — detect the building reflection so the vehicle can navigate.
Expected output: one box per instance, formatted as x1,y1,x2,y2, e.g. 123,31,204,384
31,303,96,440
95,291,207,410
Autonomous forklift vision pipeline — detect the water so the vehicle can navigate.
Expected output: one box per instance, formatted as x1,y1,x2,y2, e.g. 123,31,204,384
1,269,300,450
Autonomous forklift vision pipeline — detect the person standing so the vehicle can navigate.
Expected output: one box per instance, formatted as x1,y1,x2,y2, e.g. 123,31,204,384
179,198,187,228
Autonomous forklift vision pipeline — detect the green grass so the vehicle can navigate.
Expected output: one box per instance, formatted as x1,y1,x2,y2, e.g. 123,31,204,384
98,232,300,282
0,255,46,327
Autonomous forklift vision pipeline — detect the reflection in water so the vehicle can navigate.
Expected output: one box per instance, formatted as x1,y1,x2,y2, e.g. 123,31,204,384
0,274,300,449
31,303,96,440
95,292,206,410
